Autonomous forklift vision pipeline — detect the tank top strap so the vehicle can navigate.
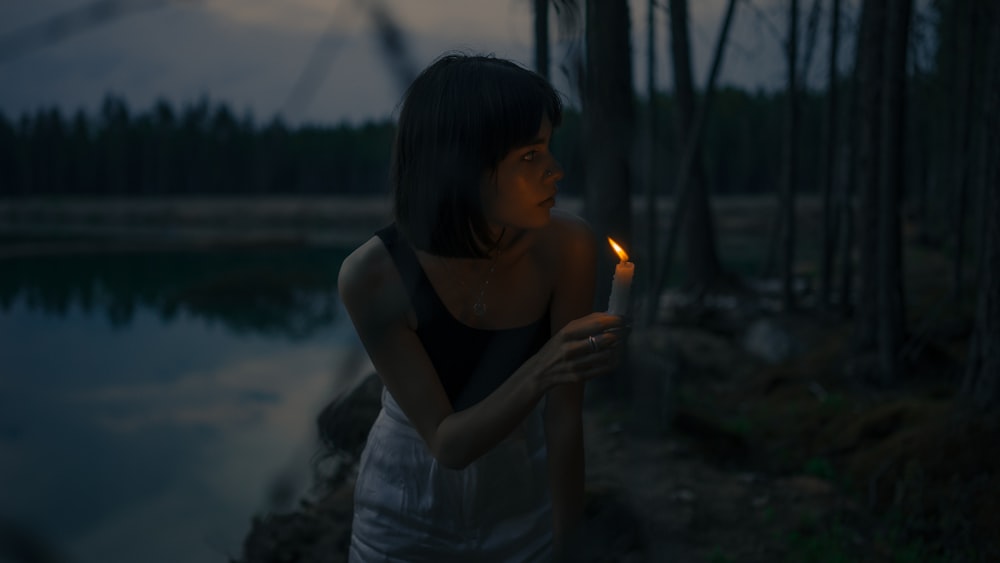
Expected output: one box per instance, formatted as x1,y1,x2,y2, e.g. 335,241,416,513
375,223,435,325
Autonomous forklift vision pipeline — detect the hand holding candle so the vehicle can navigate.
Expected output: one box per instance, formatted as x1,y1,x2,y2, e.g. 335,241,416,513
606,237,634,317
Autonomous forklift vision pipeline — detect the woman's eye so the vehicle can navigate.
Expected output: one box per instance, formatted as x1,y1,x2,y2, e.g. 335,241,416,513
522,150,538,161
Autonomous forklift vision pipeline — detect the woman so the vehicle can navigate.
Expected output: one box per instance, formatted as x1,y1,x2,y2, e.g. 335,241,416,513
338,53,627,562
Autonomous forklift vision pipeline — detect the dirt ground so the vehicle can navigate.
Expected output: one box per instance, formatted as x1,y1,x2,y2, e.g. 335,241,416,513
573,309,998,563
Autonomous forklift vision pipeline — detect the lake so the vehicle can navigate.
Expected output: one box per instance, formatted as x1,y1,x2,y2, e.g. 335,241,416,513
0,243,370,563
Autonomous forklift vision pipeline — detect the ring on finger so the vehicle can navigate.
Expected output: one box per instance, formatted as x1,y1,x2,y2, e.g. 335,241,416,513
587,335,599,353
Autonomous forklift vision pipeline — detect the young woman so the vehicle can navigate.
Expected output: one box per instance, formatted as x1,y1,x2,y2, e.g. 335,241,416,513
338,53,627,562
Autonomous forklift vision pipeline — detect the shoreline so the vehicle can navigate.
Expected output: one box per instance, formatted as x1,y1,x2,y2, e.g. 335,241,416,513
0,194,820,259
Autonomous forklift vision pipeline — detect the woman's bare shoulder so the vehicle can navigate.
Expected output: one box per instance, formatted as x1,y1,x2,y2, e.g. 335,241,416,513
541,209,597,260
338,236,408,321
549,208,593,235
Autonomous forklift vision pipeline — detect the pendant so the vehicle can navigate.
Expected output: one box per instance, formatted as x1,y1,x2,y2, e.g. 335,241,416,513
473,302,487,316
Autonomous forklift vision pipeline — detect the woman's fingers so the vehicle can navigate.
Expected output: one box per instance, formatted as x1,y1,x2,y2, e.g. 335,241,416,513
566,342,623,380
540,312,631,386
562,330,620,361
561,312,626,340
581,329,624,353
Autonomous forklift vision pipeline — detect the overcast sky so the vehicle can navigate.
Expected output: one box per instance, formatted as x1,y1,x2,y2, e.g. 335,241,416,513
0,0,874,126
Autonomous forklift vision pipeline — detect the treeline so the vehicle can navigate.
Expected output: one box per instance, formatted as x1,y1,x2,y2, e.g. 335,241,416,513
0,97,396,197
0,88,829,198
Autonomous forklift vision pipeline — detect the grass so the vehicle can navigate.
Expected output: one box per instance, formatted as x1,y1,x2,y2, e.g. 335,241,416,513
708,547,736,563
783,518,952,563
722,415,753,437
785,522,854,563
802,456,836,481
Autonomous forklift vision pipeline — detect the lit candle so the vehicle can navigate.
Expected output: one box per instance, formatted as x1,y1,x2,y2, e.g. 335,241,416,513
606,237,634,316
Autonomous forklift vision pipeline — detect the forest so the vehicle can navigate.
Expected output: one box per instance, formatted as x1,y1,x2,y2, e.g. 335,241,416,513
561,0,1000,559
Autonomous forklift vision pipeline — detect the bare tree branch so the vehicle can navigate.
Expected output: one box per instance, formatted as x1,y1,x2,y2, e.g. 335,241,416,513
649,0,739,310
282,1,352,119
743,0,785,47
800,0,823,87
365,0,418,95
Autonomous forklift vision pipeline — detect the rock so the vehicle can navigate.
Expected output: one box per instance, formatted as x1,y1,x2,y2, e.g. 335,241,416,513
781,475,835,497
742,317,795,364
234,370,380,563
669,489,697,503
312,372,383,491
667,327,760,380
236,499,352,563
316,372,383,459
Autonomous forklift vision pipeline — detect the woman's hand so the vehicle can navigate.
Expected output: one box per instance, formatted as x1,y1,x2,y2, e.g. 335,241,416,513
527,312,630,392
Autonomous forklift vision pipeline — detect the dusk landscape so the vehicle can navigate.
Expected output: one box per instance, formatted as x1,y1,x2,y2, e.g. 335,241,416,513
1,1,998,562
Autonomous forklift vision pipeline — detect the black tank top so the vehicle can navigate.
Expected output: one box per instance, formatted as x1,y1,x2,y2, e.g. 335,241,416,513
376,224,552,410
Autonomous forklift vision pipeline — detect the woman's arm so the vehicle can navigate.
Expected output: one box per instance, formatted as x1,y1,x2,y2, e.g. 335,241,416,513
543,213,601,548
338,235,623,471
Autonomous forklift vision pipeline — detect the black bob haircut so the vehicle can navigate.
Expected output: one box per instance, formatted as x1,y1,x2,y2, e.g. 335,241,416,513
391,53,564,258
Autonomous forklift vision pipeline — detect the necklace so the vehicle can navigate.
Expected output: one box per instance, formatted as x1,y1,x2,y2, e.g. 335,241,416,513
439,231,504,317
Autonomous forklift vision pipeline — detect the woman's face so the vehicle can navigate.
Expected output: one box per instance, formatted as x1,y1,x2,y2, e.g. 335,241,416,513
482,115,564,232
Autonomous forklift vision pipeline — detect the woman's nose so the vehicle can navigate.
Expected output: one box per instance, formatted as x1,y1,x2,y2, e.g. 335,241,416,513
548,158,565,181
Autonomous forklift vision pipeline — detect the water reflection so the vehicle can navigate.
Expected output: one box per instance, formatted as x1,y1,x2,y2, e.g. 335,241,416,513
0,243,365,563
0,244,348,339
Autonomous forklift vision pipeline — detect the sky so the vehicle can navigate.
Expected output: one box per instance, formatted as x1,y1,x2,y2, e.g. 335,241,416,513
0,0,868,127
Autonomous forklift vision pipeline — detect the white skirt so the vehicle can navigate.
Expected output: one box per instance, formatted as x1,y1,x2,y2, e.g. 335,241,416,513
348,388,553,562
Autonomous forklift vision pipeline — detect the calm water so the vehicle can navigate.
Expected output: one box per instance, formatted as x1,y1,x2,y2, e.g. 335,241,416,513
0,244,368,563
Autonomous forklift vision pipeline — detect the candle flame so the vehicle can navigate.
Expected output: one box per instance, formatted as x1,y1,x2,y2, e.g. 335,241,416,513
607,237,629,262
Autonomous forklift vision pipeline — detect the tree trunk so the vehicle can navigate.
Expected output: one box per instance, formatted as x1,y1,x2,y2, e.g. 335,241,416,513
838,122,855,319
583,0,633,399
644,0,658,303
649,0,736,309
583,0,633,244
534,0,550,80
780,0,800,311
960,1,1000,411
853,0,885,359
950,0,977,300
820,0,842,311
876,0,911,384
800,0,823,80
669,0,723,291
